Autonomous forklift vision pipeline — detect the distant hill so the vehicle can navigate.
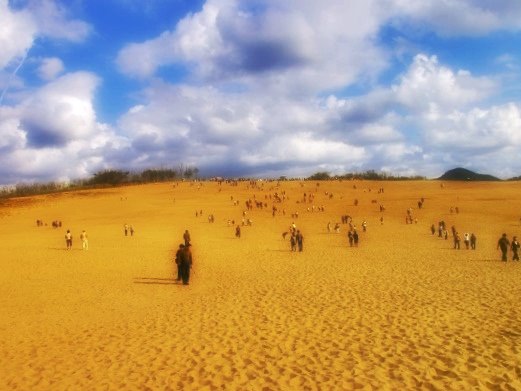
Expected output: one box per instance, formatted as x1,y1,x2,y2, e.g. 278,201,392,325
438,167,501,181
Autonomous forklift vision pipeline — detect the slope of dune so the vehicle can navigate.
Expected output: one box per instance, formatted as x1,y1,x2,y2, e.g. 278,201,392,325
1,180,521,390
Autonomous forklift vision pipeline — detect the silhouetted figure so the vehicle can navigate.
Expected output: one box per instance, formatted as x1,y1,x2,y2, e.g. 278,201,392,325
179,244,193,285
183,230,191,246
65,229,73,250
497,233,510,262
80,230,88,250
470,233,477,250
453,232,461,249
175,244,184,281
511,236,520,261
296,230,304,252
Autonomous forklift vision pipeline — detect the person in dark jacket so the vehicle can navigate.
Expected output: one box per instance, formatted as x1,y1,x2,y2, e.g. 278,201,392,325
497,233,510,262
296,230,304,252
179,244,193,285
511,236,520,261
174,244,184,281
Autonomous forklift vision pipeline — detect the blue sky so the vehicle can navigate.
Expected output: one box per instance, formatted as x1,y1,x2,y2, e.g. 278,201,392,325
1,0,521,184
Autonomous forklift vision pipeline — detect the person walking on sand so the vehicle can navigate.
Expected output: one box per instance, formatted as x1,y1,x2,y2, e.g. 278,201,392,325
65,229,73,250
235,225,241,238
453,232,461,249
511,236,520,261
497,233,510,262
353,229,359,247
80,230,89,250
130,225,134,236
179,243,193,285
290,232,297,251
296,230,304,252
174,244,184,281
183,229,191,246
124,224,129,236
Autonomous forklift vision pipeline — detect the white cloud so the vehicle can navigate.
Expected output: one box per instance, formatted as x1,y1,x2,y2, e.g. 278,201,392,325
116,0,389,94
37,57,64,80
4,0,521,183
19,72,100,147
393,54,496,112
0,70,131,183
0,1,90,72
388,0,521,36
27,0,91,42
423,103,521,151
0,0,36,69
0,106,26,152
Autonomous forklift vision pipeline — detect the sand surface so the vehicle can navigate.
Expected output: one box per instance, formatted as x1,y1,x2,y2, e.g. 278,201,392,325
1,180,521,390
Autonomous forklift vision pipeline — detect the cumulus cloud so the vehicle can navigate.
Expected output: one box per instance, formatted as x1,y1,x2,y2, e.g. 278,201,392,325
4,0,521,183
111,44,521,179
19,72,100,147
393,54,496,111
0,0,36,69
37,57,64,80
26,0,91,42
388,0,521,36
0,1,90,72
116,0,389,94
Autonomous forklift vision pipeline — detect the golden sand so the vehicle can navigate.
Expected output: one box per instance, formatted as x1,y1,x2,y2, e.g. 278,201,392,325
1,180,521,390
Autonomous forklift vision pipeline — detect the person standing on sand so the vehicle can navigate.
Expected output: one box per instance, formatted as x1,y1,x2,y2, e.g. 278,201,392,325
511,236,520,261
124,224,129,236
179,243,193,285
353,229,359,247
235,225,241,238
175,244,184,281
183,229,191,246
80,230,89,250
470,233,477,250
463,233,470,249
453,232,461,249
497,233,510,262
65,229,73,250
130,225,134,236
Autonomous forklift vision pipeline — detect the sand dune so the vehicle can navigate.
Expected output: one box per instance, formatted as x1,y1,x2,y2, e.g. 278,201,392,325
1,180,521,390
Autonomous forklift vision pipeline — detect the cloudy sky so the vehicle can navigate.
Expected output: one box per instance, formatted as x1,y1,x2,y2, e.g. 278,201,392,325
1,0,521,184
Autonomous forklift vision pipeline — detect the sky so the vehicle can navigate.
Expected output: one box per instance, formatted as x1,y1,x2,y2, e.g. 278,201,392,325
1,0,521,184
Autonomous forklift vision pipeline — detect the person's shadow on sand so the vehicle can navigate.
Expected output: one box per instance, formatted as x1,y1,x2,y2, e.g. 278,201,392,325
133,277,179,285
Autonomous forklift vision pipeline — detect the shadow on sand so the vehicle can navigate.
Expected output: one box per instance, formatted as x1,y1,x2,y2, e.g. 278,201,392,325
133,277,179,285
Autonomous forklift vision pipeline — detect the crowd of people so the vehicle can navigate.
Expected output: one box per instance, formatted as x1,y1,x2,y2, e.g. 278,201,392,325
31,180,520,289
